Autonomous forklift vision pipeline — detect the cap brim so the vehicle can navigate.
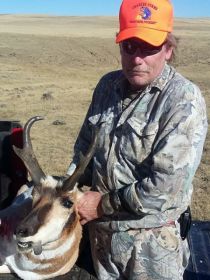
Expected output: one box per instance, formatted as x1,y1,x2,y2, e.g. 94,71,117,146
116,27,168,46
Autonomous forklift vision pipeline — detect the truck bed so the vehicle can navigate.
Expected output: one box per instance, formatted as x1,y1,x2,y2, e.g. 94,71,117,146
184,221,210,280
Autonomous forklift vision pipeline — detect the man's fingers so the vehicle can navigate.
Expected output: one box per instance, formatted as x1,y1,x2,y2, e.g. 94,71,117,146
77,200,87,209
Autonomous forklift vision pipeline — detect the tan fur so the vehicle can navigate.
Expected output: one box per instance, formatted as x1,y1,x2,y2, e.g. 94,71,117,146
29,221,82,275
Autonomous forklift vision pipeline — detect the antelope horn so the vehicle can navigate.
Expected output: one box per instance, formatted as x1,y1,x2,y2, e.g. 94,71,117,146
13,116,46,185
62,126,99,192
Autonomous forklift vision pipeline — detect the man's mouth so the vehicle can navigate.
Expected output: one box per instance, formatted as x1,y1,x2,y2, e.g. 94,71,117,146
129,70,149,74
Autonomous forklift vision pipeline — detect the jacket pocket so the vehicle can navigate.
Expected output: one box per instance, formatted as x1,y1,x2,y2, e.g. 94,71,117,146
119,117,159,163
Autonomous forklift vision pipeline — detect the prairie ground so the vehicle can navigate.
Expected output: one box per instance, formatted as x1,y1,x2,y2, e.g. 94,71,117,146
0,15,209,220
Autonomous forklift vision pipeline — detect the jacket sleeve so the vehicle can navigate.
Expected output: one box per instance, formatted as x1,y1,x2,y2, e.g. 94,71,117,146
101,84,208,219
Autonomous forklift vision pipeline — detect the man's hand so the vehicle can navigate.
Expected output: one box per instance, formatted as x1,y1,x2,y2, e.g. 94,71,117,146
77,191,103,225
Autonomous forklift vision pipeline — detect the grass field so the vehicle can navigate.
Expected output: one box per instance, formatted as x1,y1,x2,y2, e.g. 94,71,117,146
0,15,209,220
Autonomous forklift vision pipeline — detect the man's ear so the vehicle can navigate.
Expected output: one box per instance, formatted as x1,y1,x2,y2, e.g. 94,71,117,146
165,45,173,61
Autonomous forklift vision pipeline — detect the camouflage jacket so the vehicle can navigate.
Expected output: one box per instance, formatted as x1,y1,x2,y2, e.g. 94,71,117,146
67,64,208,231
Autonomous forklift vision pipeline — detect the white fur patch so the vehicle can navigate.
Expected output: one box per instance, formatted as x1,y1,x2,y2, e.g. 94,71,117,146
40,176,58,188
41,232,76,259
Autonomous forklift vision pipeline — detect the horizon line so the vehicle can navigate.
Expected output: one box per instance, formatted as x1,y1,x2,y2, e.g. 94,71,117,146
0,13,210,19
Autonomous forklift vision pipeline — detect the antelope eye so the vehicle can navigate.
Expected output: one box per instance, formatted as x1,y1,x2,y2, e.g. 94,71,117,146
61,198,73,209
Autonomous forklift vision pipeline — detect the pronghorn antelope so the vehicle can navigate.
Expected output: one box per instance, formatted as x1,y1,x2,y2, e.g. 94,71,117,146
0,116,98,280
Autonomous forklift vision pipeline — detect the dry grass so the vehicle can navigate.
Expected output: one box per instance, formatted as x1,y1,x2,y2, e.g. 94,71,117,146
0,15,209,220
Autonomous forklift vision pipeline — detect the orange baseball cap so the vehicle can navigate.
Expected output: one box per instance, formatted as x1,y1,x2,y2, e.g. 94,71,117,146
116,0,173,46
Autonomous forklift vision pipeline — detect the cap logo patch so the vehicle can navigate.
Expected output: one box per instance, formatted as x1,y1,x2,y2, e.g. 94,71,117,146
132,3,158,24
140,7,151,20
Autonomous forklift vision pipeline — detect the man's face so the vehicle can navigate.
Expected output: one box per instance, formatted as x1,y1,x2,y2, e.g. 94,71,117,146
120,38,173,90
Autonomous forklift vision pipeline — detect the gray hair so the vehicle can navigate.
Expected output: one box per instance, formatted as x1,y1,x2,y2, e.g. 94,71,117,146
165,33,179,62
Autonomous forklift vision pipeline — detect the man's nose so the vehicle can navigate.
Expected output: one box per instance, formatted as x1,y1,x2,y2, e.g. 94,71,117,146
132,50,144,64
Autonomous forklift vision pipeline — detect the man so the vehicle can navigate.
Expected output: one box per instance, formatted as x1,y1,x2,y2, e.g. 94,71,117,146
67,0,208,279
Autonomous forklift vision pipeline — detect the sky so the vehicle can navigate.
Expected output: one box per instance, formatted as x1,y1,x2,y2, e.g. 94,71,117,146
0,0,209,18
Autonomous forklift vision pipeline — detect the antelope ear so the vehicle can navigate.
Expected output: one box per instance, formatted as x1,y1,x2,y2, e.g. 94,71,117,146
67,185,84,201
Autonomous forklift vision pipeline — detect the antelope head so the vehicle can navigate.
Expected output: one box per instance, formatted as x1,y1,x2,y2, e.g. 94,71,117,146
13,116,98,256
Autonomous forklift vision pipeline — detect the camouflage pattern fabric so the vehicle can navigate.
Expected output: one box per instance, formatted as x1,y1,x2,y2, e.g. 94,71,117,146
89,222,189,279
67,63,208,279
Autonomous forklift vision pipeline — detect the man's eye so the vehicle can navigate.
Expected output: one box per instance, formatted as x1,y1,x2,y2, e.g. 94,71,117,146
61,198,73,209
